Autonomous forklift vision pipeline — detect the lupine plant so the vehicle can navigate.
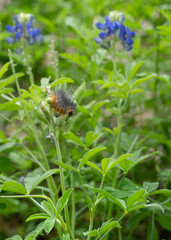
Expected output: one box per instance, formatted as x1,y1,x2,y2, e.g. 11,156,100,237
0,3,171,240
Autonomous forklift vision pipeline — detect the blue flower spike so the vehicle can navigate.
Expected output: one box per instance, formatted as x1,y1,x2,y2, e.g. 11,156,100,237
6,13,43,46
94,11,135,51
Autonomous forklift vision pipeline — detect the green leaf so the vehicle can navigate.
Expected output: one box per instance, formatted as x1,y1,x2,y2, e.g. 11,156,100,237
84,184,126,210
124,152,158,174
83,230,99,237
85,161,103,174
101,158,110,175
0,73,24,89
85,131,99,148
92,80,105,85
56,188,73,215
127,61,144,81
41,201,55,216
50,77,74,88
149,189,171,196
79,146,106,170
143,182,159,193
6,235,23,240
130,88,144,94
146,203,164,212
1,181,27,194
25,169,60,194
0,62,10,79
41,77,50,90
107,154,133,173
55,161,77,172
24,222,44,239
128,203,146,212
156,212,171,231
112,124,125,136
0,142,15,153
131,74,156,89
0,88,14,95
100,221,121,235
44,217,56,234
92,100,109,114
77,105,91,116
0,130,6,142
103,127,114,136
102,82,120,89
127,189,147,210
64,131,85,148
26,213,49,222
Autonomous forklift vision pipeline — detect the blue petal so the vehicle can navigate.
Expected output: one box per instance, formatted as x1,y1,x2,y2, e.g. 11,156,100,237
13,14,19,23
99,32,107,40
96,22,106,30
6,36,14,44
6,25,15,33
119,24,126,41
36,34,43,42
94,37,103,44
119,14,125,24
104,16,111,27
26,21,33,29
15,23,23,31
124,45,133,51
29,14,35,22
127,31,135,38
29,28,41,37
15,32,22,39
125,38,134,45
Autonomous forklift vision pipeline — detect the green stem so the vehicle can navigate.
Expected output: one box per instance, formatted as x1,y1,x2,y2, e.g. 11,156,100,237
30,119,57,203
22,145,46,172
71,172,75,235
54,127,74,240
8,49,21,97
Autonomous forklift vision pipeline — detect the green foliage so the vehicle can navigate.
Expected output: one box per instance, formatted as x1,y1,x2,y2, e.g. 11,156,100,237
0,1,170,240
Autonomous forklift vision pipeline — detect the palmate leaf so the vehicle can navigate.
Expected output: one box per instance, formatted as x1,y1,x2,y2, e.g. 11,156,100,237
79,146,106,170
99,221,121,235
50,77,74,88
126,189,147,211
0,73,24,89
0,62,10,79
63,131,85,148
0,181,27,194
41,200,55,216
24,169,60,194
55,161,78,172
85,131,99,148
120,151,158,174
127,61,144,81
24,222,44,240
6,235,23,240
56,188,73,216
44,217,56,234
84,184,126,210
26,213,49,222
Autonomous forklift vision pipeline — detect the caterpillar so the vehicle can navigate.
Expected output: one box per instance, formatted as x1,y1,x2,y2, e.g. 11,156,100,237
48,89,76,118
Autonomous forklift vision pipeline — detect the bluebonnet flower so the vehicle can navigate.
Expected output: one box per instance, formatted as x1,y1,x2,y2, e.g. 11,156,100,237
94,11,135,51
6,13,43,45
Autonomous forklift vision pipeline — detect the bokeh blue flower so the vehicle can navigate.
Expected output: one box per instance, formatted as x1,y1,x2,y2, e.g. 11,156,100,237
94,11,135,51
6,13,43,45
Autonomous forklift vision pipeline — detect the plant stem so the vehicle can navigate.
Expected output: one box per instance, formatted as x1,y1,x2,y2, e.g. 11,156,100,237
71,172,76,235
8,49,21,97
54,127,74,240
30,119,57,203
